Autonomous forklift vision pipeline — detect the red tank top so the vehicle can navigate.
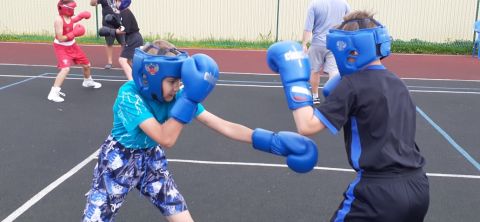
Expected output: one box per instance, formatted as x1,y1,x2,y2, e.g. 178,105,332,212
61,16,74,36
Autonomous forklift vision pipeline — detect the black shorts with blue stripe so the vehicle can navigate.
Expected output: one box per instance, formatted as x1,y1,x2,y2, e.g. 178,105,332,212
330,168,429,222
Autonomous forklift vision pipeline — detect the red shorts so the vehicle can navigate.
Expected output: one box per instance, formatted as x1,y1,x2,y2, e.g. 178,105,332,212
53,42,90,69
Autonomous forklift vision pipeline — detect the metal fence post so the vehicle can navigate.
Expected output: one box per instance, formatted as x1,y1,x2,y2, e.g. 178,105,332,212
95,5,99,38
474,0,480,42
275,0,280,42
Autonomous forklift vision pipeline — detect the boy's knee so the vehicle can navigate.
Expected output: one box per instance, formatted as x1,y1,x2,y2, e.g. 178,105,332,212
61,67,70,73
118,57,128,64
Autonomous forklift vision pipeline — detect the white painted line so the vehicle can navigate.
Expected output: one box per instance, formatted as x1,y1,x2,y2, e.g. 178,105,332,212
0,73,49,91
217,83,281,88
1,63,480,82
409,90,480,95
217,84,480,95
169,159,480,179
220,71,277,76
402,77,480,82
1,150,99,222
0,63,123,71
2,151,478,222
408,86,480,91
169,159,356,172
0,63,57,68
1,73,479,94
0,74,126,82
426,173,480,179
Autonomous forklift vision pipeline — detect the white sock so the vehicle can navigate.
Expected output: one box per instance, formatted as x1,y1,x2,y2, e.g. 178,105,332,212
312,92,318,99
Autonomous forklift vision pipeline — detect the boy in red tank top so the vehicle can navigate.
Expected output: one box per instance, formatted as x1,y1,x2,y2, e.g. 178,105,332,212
48,0,102,102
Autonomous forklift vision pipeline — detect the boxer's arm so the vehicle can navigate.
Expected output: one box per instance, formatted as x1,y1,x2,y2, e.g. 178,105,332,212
54,16,66,41
293,106,325,136
301,31,312,52
139,117,185,148
65,24,86,41
72,11,91,23
196,110,253,143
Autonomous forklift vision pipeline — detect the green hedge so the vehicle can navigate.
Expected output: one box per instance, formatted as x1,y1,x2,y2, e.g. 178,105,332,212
0,34,474,55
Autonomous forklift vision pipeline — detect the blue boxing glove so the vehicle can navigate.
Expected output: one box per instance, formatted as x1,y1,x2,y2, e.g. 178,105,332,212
267,41,313,110
170,54,219,124
322,74,341,98
252,128,318,173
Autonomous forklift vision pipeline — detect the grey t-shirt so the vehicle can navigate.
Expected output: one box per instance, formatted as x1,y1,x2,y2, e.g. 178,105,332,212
304,0,350,46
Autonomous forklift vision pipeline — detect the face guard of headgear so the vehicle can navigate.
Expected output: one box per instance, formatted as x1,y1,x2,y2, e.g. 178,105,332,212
326,18,391,76
132,43,189,102
57,0,77,16
116,0,132,11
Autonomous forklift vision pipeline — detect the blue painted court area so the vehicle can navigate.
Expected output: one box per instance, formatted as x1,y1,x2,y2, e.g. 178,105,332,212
0,64,479,222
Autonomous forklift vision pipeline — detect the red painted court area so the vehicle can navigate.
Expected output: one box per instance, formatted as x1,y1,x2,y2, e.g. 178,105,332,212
0,42,478,80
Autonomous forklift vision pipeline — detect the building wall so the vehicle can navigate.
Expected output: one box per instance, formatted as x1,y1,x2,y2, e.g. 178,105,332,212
0,0,477,42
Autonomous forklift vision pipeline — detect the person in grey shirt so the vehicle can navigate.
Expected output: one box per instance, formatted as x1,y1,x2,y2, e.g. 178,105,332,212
302,0,350,104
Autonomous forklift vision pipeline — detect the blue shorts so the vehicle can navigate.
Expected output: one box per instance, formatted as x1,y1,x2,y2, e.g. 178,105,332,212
82,136,188,221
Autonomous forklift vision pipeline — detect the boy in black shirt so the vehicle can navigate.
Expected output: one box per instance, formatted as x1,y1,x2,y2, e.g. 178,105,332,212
266,11,429,222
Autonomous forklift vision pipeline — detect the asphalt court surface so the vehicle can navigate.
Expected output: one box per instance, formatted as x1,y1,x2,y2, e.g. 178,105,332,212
0,64,479,222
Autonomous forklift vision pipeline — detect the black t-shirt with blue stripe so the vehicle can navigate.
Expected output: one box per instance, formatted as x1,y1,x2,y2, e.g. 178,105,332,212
316,65,425,173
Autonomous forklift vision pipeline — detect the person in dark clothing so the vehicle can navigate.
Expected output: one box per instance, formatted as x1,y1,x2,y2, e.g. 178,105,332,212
107,0,142,80
96,0,141,79
90,0,125,69
116,5,143,80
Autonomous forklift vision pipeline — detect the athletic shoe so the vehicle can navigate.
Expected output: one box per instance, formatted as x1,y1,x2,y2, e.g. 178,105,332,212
47,87,65,102
104,64,113,69
82,78,102,89
313,98,321,104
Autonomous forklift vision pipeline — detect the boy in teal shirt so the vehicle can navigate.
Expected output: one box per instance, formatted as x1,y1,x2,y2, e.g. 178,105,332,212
82,40,319,222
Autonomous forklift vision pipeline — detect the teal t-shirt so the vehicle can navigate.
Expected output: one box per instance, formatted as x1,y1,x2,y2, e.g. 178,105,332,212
111,81,205,149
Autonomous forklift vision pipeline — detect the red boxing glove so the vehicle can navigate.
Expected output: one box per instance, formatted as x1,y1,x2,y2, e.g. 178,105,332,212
65,24,86,41
72,11,91,23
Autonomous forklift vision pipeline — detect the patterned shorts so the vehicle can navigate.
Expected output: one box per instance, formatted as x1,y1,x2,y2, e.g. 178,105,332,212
82,136,188,221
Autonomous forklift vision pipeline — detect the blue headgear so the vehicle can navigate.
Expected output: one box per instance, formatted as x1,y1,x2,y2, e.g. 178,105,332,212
326,18,391,76
132,43,189,101
117,0,131,11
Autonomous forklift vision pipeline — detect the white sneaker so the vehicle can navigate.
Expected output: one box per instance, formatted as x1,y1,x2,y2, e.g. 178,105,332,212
47,87,66,102
82,78,102,89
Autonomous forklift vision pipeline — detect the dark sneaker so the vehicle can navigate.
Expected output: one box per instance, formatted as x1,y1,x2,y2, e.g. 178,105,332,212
313,98,321,104
104,64,113,69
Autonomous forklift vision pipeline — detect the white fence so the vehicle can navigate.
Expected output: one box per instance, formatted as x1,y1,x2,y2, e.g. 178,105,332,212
0,0,478,42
